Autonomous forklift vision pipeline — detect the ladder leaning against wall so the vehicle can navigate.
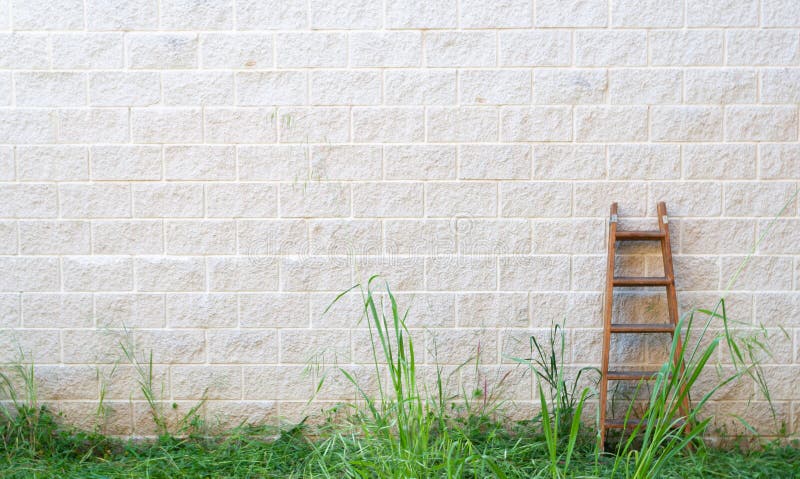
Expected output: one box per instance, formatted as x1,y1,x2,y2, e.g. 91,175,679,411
598,201,690,450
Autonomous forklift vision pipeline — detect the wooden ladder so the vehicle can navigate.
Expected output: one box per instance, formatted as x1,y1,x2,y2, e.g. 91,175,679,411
599,201,689,449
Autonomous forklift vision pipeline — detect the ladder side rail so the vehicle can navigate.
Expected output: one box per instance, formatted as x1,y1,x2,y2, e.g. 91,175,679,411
599,203,618,449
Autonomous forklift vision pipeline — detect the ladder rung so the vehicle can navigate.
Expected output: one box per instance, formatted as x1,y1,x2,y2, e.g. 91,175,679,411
610,323,675,333
606,370,662,381
613,276,671,287
604,419,645,429
615,230,665,241
604,418,686,430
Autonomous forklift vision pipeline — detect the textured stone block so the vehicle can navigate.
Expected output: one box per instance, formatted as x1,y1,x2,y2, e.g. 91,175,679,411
132,108,203,143
236,0,306,29
499,256,570,291
63,256,133,292
576,30,646,67
385,0,456,28
90,146,161,180
166,293,238,330
165,220,235,255
208,330,278,363
759,144,800,179
17,146,87,181
500,182,572,217
57,109,129,143
762,0,800,27
204,108,276,143
499,31,571,66
725,106,798,142
310,0,381,28
533,145,606,180
163,71,234,106
133,184,204,218
86,0,157,30
236,71,306,106
532,219,605,254
238,220,308,255
12,0,83,29
281,329,351,363
457,219,530,254
0,184,58,218
135,257,205,292
536,0,606,26
456,293,528,328
384,70,456,105
53,33,123,69
426,32,496,67
650,30,723,66
239,293,309,328
0,109,57,144
95,294,165,328
127,34,198,69
309,219,381,256
428,107,498,142
89,71,161,106
353,182,423,217
351,109,424,143
22,293,92,328
208,257,279,292
276,33,347,68
722,256,793,291
238,146,308,181
164,146,236,180
649,182,722,216
278,107,349,143
426,257,496,291
384,220,456,255
15,72,85,107
135,329,206,363
761,68,800,103
207,184,278,218
687,0,757,27
575,106,647,142
385,145,456,180
501,107,572,142
612,0,682,27
724,182,798,217
0,33,50,69
160,0,233,30
425,183,496,217
59,183,131,218
280,183,350,217
650,106,723,142
19,221,89,255
685,69,757,104
608,69,682,104
726,30,800,65
573,182,648,217
459,145,530,180
350,32,421,67
200,33,273,69
280,257,351,292
92,220,163,255
683,144,756,179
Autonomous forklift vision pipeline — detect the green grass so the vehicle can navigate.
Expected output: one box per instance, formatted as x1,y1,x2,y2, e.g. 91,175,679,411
0,412,798,478
0,279,797,478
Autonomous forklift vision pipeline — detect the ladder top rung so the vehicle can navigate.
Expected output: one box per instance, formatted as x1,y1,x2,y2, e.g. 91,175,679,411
613,276,672,287
610,323,675,333
606,370,663,381
615,230,665,241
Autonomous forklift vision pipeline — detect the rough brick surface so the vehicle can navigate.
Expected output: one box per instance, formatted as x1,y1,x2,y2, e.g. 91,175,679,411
0,0,798,437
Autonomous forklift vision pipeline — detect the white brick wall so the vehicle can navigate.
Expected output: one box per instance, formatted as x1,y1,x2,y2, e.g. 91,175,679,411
0,0,799,436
